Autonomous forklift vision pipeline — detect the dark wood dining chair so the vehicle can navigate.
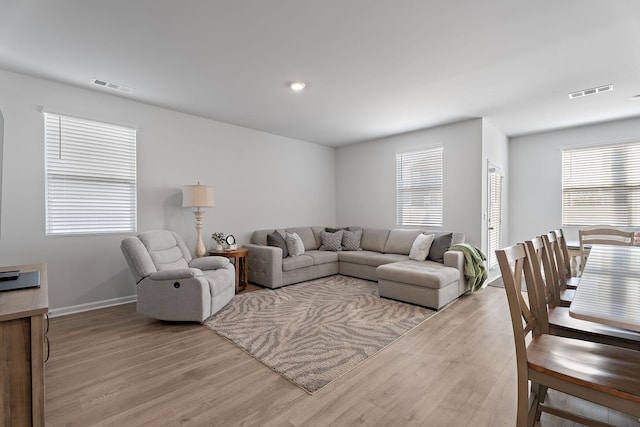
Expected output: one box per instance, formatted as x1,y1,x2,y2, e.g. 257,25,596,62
496,243,640,426
525,237,640,351
541,232,574,306
578,226,634,275
552,229,579,289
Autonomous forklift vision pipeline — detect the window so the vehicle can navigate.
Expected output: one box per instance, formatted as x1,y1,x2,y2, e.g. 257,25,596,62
396,147,443,227
44,113,137,235
562,141,640,227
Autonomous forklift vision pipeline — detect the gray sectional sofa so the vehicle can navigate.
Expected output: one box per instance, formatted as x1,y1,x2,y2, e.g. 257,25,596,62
245,226,469,310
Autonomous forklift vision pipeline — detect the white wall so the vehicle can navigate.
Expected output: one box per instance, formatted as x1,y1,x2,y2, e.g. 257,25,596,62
481,119,509,272
335,119,484,246
0,69,336,312
509,116,640,245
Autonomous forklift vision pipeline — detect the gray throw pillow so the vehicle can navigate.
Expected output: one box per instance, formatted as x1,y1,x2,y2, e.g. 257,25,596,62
325,227,345,233
342,229,363,251
428,233,453,263
319,230,343,251
267,230,288,258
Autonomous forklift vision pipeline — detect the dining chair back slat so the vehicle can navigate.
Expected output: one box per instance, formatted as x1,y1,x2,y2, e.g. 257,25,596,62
554,228,573,279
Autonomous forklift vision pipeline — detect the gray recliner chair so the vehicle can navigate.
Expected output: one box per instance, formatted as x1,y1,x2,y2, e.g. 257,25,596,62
121,230,235,322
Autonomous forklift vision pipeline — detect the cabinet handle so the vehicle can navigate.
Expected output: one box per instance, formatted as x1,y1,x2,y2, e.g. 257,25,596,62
44,312,50,335
44,335,50,363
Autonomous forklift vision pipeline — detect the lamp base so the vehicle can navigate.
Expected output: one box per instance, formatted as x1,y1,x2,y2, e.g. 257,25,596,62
193,208,206,258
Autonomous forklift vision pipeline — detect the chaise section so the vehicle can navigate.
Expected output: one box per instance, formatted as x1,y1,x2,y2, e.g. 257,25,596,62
377,259,461,310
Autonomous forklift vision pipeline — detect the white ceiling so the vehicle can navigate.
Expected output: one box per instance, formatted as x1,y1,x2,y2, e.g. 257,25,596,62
1,0,640,146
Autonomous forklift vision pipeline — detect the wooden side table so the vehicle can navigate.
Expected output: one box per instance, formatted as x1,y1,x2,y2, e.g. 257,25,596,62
208,248,249,293
0,263,48,427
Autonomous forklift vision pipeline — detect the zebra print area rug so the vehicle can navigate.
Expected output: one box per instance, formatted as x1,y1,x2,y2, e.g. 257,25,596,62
204,275,435,393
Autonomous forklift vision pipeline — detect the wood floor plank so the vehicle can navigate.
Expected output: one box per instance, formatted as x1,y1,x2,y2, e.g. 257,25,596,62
44,285,640,426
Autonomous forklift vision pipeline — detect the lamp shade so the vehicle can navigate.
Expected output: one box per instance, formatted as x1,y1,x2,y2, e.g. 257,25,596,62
182,184,215,208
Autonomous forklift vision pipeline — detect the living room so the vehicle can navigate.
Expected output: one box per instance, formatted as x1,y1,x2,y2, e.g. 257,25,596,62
1,1,640,426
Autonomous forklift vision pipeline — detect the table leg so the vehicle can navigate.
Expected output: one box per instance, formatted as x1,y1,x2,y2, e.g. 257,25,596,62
234,255,241,294
239,256,247,292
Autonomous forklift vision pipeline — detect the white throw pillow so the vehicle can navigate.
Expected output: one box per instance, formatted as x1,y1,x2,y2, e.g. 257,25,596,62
285,232,305,257
409,233,435,261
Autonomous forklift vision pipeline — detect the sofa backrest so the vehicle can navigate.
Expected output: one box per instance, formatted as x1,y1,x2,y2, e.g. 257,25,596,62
252,226,465,254
251,226,323,251
383,229,423,254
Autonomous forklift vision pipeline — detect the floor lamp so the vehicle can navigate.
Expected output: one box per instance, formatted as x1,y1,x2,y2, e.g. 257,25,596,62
182,183,215,257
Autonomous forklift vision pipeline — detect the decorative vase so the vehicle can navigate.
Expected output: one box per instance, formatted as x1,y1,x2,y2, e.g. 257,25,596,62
216,243,223,251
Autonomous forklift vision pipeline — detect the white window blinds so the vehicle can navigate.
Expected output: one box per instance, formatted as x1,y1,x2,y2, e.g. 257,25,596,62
487,168,503,269
44,113,137,235
562,141,640,227
396,147,443,227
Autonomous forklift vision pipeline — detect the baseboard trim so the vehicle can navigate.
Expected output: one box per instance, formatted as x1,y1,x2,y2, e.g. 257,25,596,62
49,295,137,318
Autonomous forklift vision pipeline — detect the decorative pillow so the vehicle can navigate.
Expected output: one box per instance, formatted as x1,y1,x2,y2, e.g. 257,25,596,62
342,229,363,251
409,233,435,261
325,227,345,233
428,233,453,263
319,230,343,251
285,232,305,257
267,230,289,258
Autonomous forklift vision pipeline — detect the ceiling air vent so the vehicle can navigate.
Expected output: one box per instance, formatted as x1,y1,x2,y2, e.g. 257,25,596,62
92,78,135,94
568,84,613,99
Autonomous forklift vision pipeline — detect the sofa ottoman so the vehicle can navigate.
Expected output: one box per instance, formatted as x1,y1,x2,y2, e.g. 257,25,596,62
377,259,462,310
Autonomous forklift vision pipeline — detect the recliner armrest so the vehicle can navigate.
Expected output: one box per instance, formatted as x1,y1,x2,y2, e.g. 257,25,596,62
189,256,230,271
149,268,203,281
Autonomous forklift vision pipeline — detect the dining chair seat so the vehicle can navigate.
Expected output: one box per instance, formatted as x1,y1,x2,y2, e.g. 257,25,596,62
527,334,640,406
558,288,575,306
548,307,640,350
566,277,580,289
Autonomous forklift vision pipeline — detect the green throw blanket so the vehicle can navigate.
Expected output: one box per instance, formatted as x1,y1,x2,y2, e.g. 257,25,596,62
450,243,487,292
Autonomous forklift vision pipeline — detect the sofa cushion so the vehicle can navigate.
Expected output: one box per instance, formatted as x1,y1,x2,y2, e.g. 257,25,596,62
282,254,314,271
342,228,363,251
267,230,289,257
361,228,391,252
383,229,423,254
338,250,380,265
428,233,453,263
409,233,435,261
306,250,339,265
286,227,319,250
376,260,460,289
286,232,305,257
319,230,343,251
366,253,411,267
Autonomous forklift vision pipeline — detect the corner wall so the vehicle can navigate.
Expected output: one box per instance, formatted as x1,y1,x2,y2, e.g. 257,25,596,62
335,119,484,246
0,69,336,312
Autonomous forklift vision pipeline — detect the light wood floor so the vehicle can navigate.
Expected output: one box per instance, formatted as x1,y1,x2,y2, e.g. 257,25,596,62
45,284,639,426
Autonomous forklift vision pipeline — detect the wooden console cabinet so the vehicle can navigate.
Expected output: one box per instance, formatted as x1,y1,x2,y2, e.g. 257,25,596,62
0,263,48,427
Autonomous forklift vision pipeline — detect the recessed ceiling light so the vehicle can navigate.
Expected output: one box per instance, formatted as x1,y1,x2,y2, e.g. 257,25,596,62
630,94,640,100
289,81,306,92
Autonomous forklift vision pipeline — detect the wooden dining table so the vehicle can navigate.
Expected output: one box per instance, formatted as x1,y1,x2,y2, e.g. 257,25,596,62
569,244,640,332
